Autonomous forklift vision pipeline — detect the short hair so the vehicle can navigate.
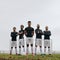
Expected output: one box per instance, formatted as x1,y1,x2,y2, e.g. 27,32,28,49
28,21,31,23
45,26,48,28
37,24,40,27
13,27,16,29
20,25,24,28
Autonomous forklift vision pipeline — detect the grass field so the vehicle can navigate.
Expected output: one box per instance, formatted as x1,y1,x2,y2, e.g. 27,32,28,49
0,54,60,60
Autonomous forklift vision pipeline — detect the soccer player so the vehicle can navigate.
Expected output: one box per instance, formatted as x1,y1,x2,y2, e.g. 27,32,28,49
10,27,18,55
43,26,51,55
25,21,34,55
35,24,43,55
18,25,24,55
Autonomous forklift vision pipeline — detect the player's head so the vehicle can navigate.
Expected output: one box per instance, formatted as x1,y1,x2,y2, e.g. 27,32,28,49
20,25,24,30
28,21,31,27
13,27,16,32
37,24,40,29
45,26,48,31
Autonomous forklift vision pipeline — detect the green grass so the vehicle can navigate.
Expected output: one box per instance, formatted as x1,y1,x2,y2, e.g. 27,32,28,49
0,54,60,60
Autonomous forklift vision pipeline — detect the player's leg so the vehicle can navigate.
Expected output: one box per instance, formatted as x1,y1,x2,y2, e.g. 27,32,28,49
39,46,42,54
26,38,29,55
14,41,17,55
10,41,13,55
44,40,47,54
35,45,37,55
48,46,51,54
35,39,38,55
26,44,29,55
22,39,25,52
44,46,46,54
15,47,17,55
39,39,42,54
19,46,21,55
48,40,51,55
30,38,34,55
19,40,21,55
31,44,33,54
10,47,13,55
22,45,25,52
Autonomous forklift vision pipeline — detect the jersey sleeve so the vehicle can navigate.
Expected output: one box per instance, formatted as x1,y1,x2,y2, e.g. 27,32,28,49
49,31,51,36
32,28,34,31
25,28,27,32
11,32,13,37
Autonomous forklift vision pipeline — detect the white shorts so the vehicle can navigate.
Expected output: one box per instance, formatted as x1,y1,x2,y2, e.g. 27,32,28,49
26,37,33,45
44,40,50,47
35,39,42,46
19,39,24,46
11,41,17,48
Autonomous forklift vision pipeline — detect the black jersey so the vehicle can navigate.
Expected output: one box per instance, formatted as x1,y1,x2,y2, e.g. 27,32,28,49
25,27,34,37
43,31,51,40
19,30,24,39
11,32,18,41
35,29,43,39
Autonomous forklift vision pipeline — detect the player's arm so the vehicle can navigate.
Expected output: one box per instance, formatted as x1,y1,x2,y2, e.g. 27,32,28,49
32,31,34,36
18,31,23,35
11,32,13,37
49,31,51,36
32,28,34,36
39,30,43,35
16,32,18,36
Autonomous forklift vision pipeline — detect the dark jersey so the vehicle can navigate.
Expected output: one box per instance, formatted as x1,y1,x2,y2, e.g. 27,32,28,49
25,27,34,37
19,30,24,39
43,31,51,40
35,29,43,39
11,32,18,41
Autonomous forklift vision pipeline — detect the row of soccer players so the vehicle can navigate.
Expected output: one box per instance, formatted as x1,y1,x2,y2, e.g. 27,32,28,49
10,21,51,55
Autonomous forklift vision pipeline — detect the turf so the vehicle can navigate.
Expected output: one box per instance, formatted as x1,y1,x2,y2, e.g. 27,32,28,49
0,54,60,60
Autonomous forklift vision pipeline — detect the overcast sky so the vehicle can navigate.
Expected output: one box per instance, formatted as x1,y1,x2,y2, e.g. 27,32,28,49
0,0,60,52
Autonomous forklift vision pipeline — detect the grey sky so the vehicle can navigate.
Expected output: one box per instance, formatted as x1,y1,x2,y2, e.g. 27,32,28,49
0,0,60,51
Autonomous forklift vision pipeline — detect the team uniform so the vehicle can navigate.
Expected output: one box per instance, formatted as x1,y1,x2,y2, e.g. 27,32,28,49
19,30,24,47
25,27,34,45
10,32,18,54
19,30,24,54
35,29,43,54
25,27,34,54
11,32,18,48
43,31,51,54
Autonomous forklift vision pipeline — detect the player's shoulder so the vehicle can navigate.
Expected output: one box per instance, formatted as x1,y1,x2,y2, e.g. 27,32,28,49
11,32,13,33
48,30,51,33
31,27,34,29
44,30,51,32
25,27,28,30
31,27,34,31
15,31,17,33
43,31,46,32
39,29,42,31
